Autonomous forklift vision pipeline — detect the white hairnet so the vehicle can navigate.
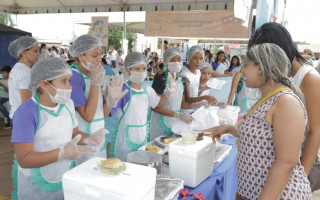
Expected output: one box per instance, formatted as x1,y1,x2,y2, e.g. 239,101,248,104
186,46,204,63
30,58,72,91
69,34,102,57
8,36,38,58
199,63,212,71
124,52,148,68
163,48,182,66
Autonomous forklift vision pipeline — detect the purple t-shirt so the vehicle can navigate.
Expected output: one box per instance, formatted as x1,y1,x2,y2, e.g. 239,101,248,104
111,84,130,116
70,69,87,107
11,99,38,143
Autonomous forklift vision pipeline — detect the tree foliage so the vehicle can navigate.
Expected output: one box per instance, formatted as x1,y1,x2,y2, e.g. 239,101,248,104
0,12,15,27
88,27,136,51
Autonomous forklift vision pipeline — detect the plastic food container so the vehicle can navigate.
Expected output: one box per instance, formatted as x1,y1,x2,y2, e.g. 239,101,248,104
182,132,197,145
127,151,162,174
62,157,156,200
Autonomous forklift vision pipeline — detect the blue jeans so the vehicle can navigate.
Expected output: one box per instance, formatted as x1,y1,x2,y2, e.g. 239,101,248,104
111,60,116,68
0,98,10,123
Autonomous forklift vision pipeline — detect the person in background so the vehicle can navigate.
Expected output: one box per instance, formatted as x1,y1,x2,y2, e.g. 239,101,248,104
227,57,260,116
106,52,172,161
106,51,112,65
207,43,312,199
151,48,197,140
198,63,212,97
155,63,165,76
116,49,124,70
180,46,217,105
109,46,117,68
211,51,230,75
204,50,214,64
38,43,50,61
249,22,320,179
302,49,317,68
225,55,241,76
0,66,12,129
69,35,121,165
8,36,40,119
11,57,100,200
60,48,68,61
147,60,156,80
50,46,59,58
127,49,132,54
153,52,159,68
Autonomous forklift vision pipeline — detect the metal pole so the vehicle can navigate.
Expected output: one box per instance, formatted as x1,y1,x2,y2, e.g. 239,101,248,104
122,5,126,49
161,37,164,59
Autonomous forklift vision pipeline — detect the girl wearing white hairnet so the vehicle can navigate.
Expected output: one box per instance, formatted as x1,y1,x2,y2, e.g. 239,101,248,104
11,58,99,200
150,48,206,140
180,46,217,106
105,52,172,161
8,36,40,119
69,34,126,165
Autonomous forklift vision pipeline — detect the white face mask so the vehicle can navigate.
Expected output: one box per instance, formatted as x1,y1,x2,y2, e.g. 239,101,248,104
128,71,147,83
81,55,94,71
46,82,72,104
167,62,183,73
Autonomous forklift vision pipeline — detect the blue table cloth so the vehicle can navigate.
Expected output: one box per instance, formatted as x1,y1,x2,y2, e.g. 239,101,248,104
178,136,238,200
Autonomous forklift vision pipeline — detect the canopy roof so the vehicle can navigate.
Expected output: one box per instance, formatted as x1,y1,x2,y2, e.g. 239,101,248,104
0,23,31,34
0,0,255,14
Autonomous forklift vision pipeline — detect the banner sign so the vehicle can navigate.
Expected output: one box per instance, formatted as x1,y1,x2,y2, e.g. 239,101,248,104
145,10,251,38
91,17,108,46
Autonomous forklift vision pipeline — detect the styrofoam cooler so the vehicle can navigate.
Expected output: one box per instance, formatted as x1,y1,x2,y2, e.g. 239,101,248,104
168,136,215,188
62,157,157,200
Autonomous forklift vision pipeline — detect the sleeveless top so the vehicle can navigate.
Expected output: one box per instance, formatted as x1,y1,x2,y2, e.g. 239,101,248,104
291,64,315,88
236,90,312,200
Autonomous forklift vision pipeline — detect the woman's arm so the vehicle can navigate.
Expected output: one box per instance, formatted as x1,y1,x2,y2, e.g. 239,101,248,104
227,72,241,105
71,127,90,145
211,71,232,77
15,143,60,168
20,89,32,103
300,71,320,175
184,78,216,104
76,85,99,122
258,94,305,199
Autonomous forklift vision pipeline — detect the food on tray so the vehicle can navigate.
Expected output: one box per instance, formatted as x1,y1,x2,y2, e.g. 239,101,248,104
146,146,161,152
97,158,126,175
160,136,177,144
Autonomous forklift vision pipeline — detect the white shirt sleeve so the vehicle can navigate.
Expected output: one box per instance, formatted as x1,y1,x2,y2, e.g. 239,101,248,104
145,84,160,108
17,68,31,90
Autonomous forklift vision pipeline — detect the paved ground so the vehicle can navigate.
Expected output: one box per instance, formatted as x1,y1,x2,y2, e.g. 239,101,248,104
0,120,319,199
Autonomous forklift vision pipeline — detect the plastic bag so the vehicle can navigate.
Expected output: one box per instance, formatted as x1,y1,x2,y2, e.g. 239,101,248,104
171,107,220,134
155,175,184,200
206,78,226,90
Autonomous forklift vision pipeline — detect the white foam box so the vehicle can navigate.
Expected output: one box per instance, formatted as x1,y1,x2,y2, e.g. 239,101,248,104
62,157,157,200
216,105,240,125
168,136,215,188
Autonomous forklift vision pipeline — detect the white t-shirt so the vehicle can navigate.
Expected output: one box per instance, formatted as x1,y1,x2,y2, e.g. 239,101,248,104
110,50,118,61
106,55,112,65
116,55,124,69
51,51,59,58
8,63,31,118
215,62,229,74
38,49,49,61
180,66,201,98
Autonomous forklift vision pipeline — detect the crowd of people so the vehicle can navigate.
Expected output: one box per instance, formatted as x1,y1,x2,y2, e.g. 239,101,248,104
2,22,320,199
